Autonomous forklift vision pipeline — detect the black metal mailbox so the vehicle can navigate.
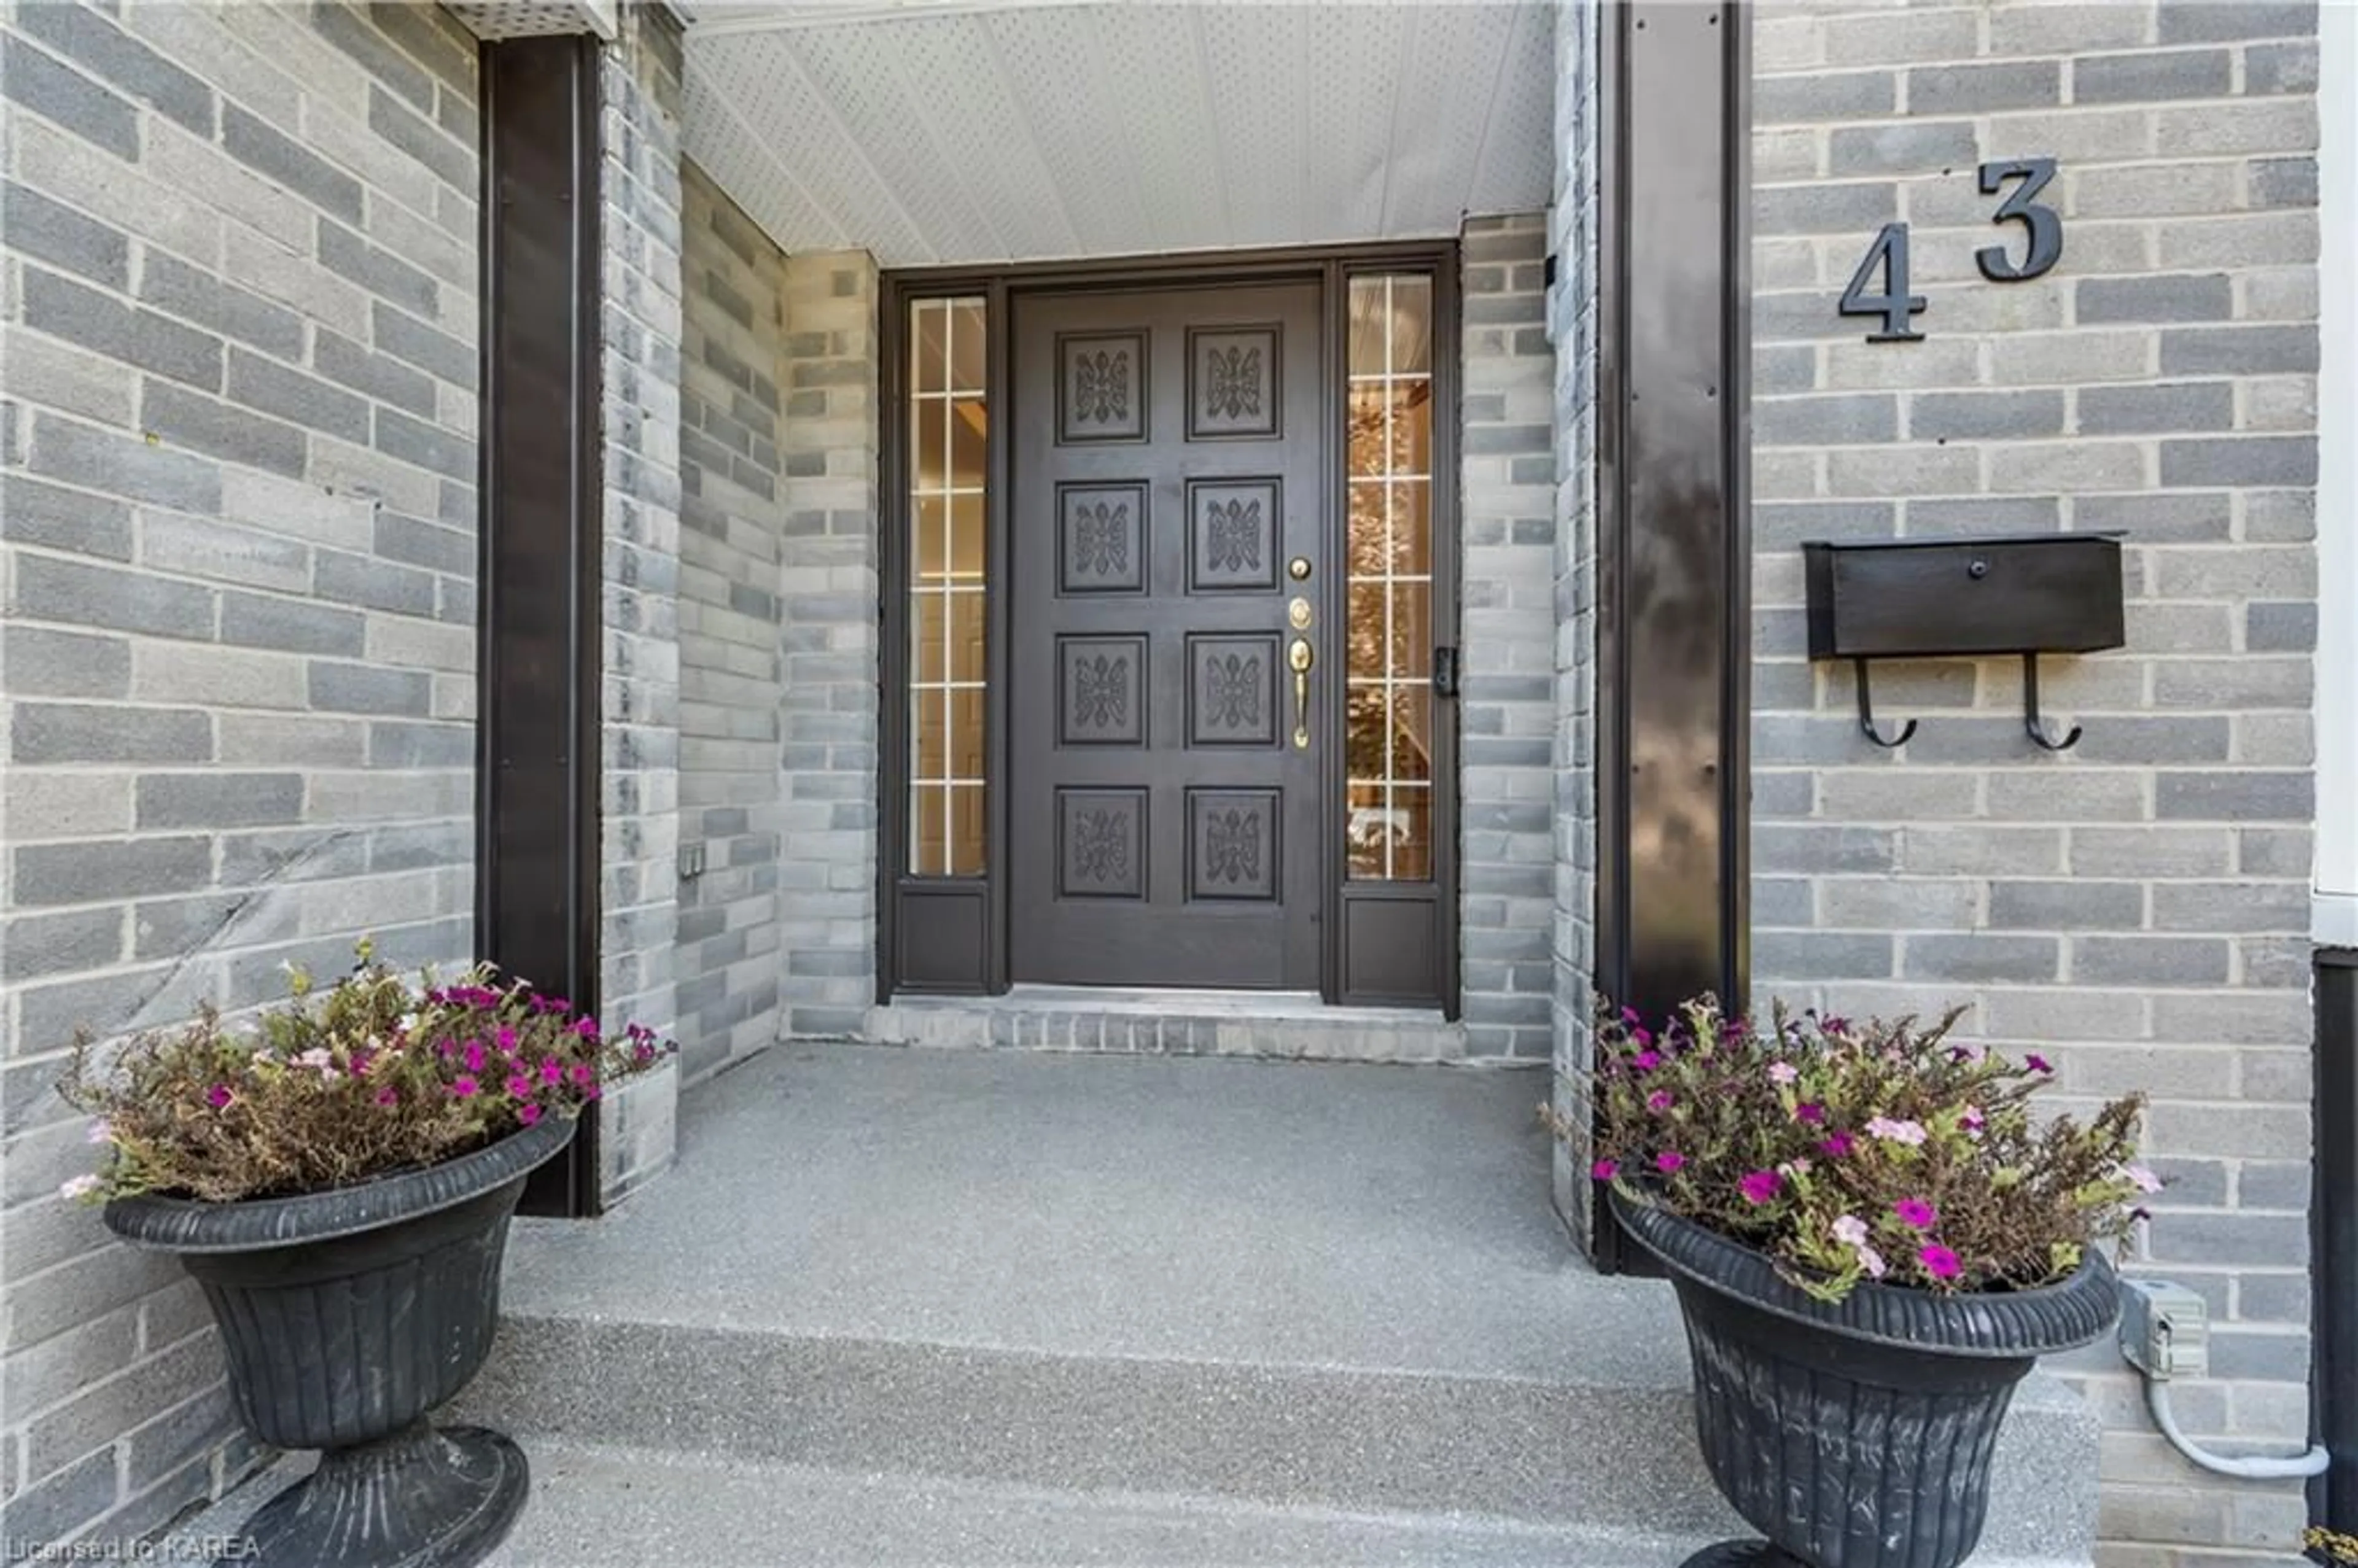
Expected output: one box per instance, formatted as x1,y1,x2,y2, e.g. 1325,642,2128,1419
1800,533,2125,750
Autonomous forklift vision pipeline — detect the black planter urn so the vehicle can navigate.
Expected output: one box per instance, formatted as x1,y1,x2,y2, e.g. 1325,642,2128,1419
1611,1190,2119,1568
104,1113,574,1568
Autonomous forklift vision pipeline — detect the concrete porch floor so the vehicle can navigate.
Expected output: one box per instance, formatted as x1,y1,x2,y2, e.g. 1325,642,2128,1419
172,1044,2101,1565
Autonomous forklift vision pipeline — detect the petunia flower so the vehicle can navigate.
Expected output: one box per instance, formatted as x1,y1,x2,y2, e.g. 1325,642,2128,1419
518,1103,543,1127
85,1119,112,1146
1654,1150,1686,1174
1831,1214,1869,1247
1646,1089,1675,1114
540,1059,564,1086
375,1087,399,1107
1857,1244,1888,1279
1632,1049,1662,1072
1767,1062,1799,1085
1918,1244,1963,1281
505,1074,534,1100
1738,1170,1783,1205
205,1085,234,1109
451,1075,480,1098
1893,1198,1937,1230
1865,1116,1928,1147
2122,1163,2162,1194
464,1041,487,1075
1795,1101,1826,1125
569,1062,594,1087
1592,1158,1619,1181
2025,1054,2053,1074
59,1174,103,1201
1819,1133,1854,1158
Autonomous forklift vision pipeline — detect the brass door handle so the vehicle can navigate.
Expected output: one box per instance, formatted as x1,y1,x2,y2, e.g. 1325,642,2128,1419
1288,637,1313,750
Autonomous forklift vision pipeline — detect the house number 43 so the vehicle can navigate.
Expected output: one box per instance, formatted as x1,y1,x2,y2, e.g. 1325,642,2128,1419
1838,158,2062,342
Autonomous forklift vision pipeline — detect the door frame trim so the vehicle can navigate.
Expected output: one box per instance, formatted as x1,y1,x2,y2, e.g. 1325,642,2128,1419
877,240,1461,1008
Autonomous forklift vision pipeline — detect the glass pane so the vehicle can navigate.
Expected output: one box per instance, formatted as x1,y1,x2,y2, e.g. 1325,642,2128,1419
949,303,986,395
907,296,990,877
914,397,948,491
1344,273,1436,883
949,397,986,491
948,786,987,877
912,301,950,394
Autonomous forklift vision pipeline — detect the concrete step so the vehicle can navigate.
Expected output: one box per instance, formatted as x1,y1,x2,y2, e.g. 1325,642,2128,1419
866,985,1468,1062
442,1044,2098,1565
172,1442,2092,1568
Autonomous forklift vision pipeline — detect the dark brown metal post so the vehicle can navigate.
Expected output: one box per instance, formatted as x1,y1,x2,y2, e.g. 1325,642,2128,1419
2317,947,2357,1532
477,37,604,1217
1591,1,1752,1269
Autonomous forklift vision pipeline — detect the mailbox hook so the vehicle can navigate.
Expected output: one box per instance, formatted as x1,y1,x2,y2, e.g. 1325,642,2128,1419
1851,659,1917,749
2021,653,2081,751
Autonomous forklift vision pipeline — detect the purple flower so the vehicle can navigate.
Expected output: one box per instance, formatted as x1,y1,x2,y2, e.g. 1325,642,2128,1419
375,1087,399,1107
569,1062,594,1087
1893,1198,1937,1230
505,1073,534,1099
464,1040,486,1075
1631,1049,1662,1072
1819,1133,1854,1158
540,1059,564,1086
1795,1101,1826,1125
1620,1006,1642,1027
1630,1026,1654,1048
1646,1089,1675,1114
2025,1053,2053,1074
205,1084,233,1109
1918,1244,1963,1281
518,1103,543,1127
1654,1150,1686,1174
572,1017,601,1039
1738,1170,1783,1206
1592,1158,1619,1180
451,1075,480,1098
496,1026,518,1053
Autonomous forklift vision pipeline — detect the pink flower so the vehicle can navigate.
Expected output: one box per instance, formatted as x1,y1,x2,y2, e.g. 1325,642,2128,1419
2025,1053,2053,1075
1865,1116,1928,1147
1767,1061,1799,1085
1591,1159,1619,1181
573,1017,601,1039
540,1060,564,1086
2122,1163,2163,1195
464,1041,486,1074
1646,1089,1675,1114
518,1103,543,1127
569,1062,594,1087
375,1087,399,1107
1631,1049,1662,1072
451,1075,480,1098
205,1084,233,1109
1738,1170,1783,1206
497,1027,518,1052
1918,1244,1963,1281
59,1174,103,1201
1654,1150,1686,1174
85,1119,112,1145
505,1074,534,1100
1960,1106,1985,1133
1795,1101,1826,1125
1819,1133,1853,1158
1893,1198,1937,1230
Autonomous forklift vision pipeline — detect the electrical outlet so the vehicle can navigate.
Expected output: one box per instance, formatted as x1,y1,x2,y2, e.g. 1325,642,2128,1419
2117,1278,2209,1380
677,842,706,880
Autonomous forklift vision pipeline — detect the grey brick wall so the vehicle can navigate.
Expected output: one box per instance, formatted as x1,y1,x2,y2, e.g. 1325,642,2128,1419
0,0,481,1545
1752,3,2319,1559
674,159,785,1084
1459,212,1560,1061
776,251,879,1039
1547,0,1602,1244
594,3,684,1204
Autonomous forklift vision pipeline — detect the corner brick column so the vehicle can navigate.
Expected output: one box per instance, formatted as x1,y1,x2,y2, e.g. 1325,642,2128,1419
594,4,683,1202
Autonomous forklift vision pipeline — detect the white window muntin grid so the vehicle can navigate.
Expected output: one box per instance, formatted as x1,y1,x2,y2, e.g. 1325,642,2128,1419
909,298,987,876
1345,275,1434,881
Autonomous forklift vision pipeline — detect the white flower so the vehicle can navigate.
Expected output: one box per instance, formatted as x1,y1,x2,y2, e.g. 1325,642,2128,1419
1831,1214,1869,1248
293,1047,342,1079
1767,1061,1799,1085
1865,1116,1928,1147
1856,1244,1888,1280
59,1174,102,1201
85,1119,112,1145
2122,1163,2163,1195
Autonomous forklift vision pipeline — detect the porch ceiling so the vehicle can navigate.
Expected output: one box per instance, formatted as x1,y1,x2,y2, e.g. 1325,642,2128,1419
676,1,1557,266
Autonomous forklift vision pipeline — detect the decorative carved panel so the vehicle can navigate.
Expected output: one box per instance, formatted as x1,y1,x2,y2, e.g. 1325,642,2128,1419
1056,634,1145,746
1057,332,1145,443
1188,326,1280,440
1056,484,1147,594
1186,634,1278,747
1056,788,1145,899
1187,789,1278,902
1186,479,1280,593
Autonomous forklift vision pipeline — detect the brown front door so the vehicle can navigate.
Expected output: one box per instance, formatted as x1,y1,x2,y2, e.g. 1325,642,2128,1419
1009,281,1326,989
